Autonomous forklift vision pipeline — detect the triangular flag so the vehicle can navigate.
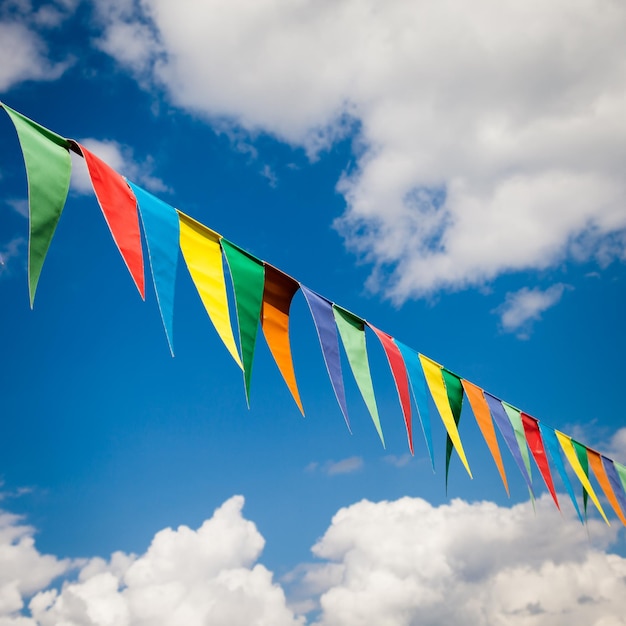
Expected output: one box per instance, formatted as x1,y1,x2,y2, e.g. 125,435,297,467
484,393,534,496
540,423,584,524
588,448,626,525
301,285,350,431
572,438,591,518
556,432,610,525
368,324,413,453
2,103,71,307
616,462,626,494
462,379,509,495
178,211,242,368
261,264,303,414
394,340,435,469
221,239,265,403
75,143,145,298
419,355,472,478
441,369,464,490
502,403,533,484
602,456,626,523
521,413,560,509
333,305,384,446
127,181,179,355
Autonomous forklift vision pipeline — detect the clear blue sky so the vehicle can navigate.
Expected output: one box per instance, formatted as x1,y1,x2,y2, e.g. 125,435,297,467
1,2,626,625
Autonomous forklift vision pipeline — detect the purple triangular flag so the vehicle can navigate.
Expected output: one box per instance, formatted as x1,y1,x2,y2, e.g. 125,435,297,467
301,285,350,431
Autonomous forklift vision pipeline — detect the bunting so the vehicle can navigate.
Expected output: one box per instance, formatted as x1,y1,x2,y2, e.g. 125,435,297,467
602,456,626,522
394,341,435,469
301,286,351,431
75,143,145,299
178,212,242,368
333,306,384,446
588,449,626,526
521,413,559,509
221,239,265,402
3,103,626,528
261,265,303,414
556,432,609,525
128,181,179,356
540,424,584,524
441,369,464,489
462,380,509,494
502,403,534,486
484,393,534,496
368,323,413,453
419,355,472,478
1,102,71,307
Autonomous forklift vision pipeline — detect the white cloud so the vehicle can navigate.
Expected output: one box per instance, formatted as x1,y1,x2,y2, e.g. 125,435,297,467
299,495,626,626
92,0,626,301
0,21,67,93
3,494,626,626
70,139,169,195
495,283,568,338
0,511,74,620
307,457,365,476
0,8,71,92
603,428,626,462
28,496,304,626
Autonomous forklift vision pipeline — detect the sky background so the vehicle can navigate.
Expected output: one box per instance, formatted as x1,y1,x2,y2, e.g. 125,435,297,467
1,1,626,624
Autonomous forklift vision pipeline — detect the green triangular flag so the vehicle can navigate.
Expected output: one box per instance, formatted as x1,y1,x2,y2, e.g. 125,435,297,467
1,103,72,307
572,439,591,519
221,239,265,403
333,305,384,447
441,369,464,491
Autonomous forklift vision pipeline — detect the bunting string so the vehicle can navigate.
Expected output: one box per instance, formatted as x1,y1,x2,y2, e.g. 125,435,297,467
2,101,626,527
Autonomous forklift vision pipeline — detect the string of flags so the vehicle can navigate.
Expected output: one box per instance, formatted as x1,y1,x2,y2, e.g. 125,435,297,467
2,101,626,527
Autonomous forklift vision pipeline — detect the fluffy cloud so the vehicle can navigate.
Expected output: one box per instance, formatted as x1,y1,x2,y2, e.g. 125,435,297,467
301,495,626,626
2,495,626,625
28,496,303,626
495,283,568,337
91,0,626,301
70,139,169,195
0,511,73,620
0,0,77,93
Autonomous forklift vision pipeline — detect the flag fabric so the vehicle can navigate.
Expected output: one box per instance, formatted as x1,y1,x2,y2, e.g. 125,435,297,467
221,239,265,402
441,369,464,489
333,305,384,446
178,211,242,368
462,379,509,495
128,181,179,355
540,423,584,524
301,285,350,430
521,413,559,509
395,340,435,469
556,432,609,525
420,355,472,478
77,143,145,298
1,103,72,307
484,393,534,495
368,323,413,453
261,265,303,414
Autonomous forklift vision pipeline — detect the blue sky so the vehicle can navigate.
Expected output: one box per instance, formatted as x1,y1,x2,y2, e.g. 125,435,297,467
1,1,626,624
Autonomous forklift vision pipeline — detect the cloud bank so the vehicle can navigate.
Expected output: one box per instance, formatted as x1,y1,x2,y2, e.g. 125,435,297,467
91,0,626,301
1,494,626,625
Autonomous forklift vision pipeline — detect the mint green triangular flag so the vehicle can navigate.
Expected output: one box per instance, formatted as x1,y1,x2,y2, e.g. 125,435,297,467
2,103,71,307
333,305,384,446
